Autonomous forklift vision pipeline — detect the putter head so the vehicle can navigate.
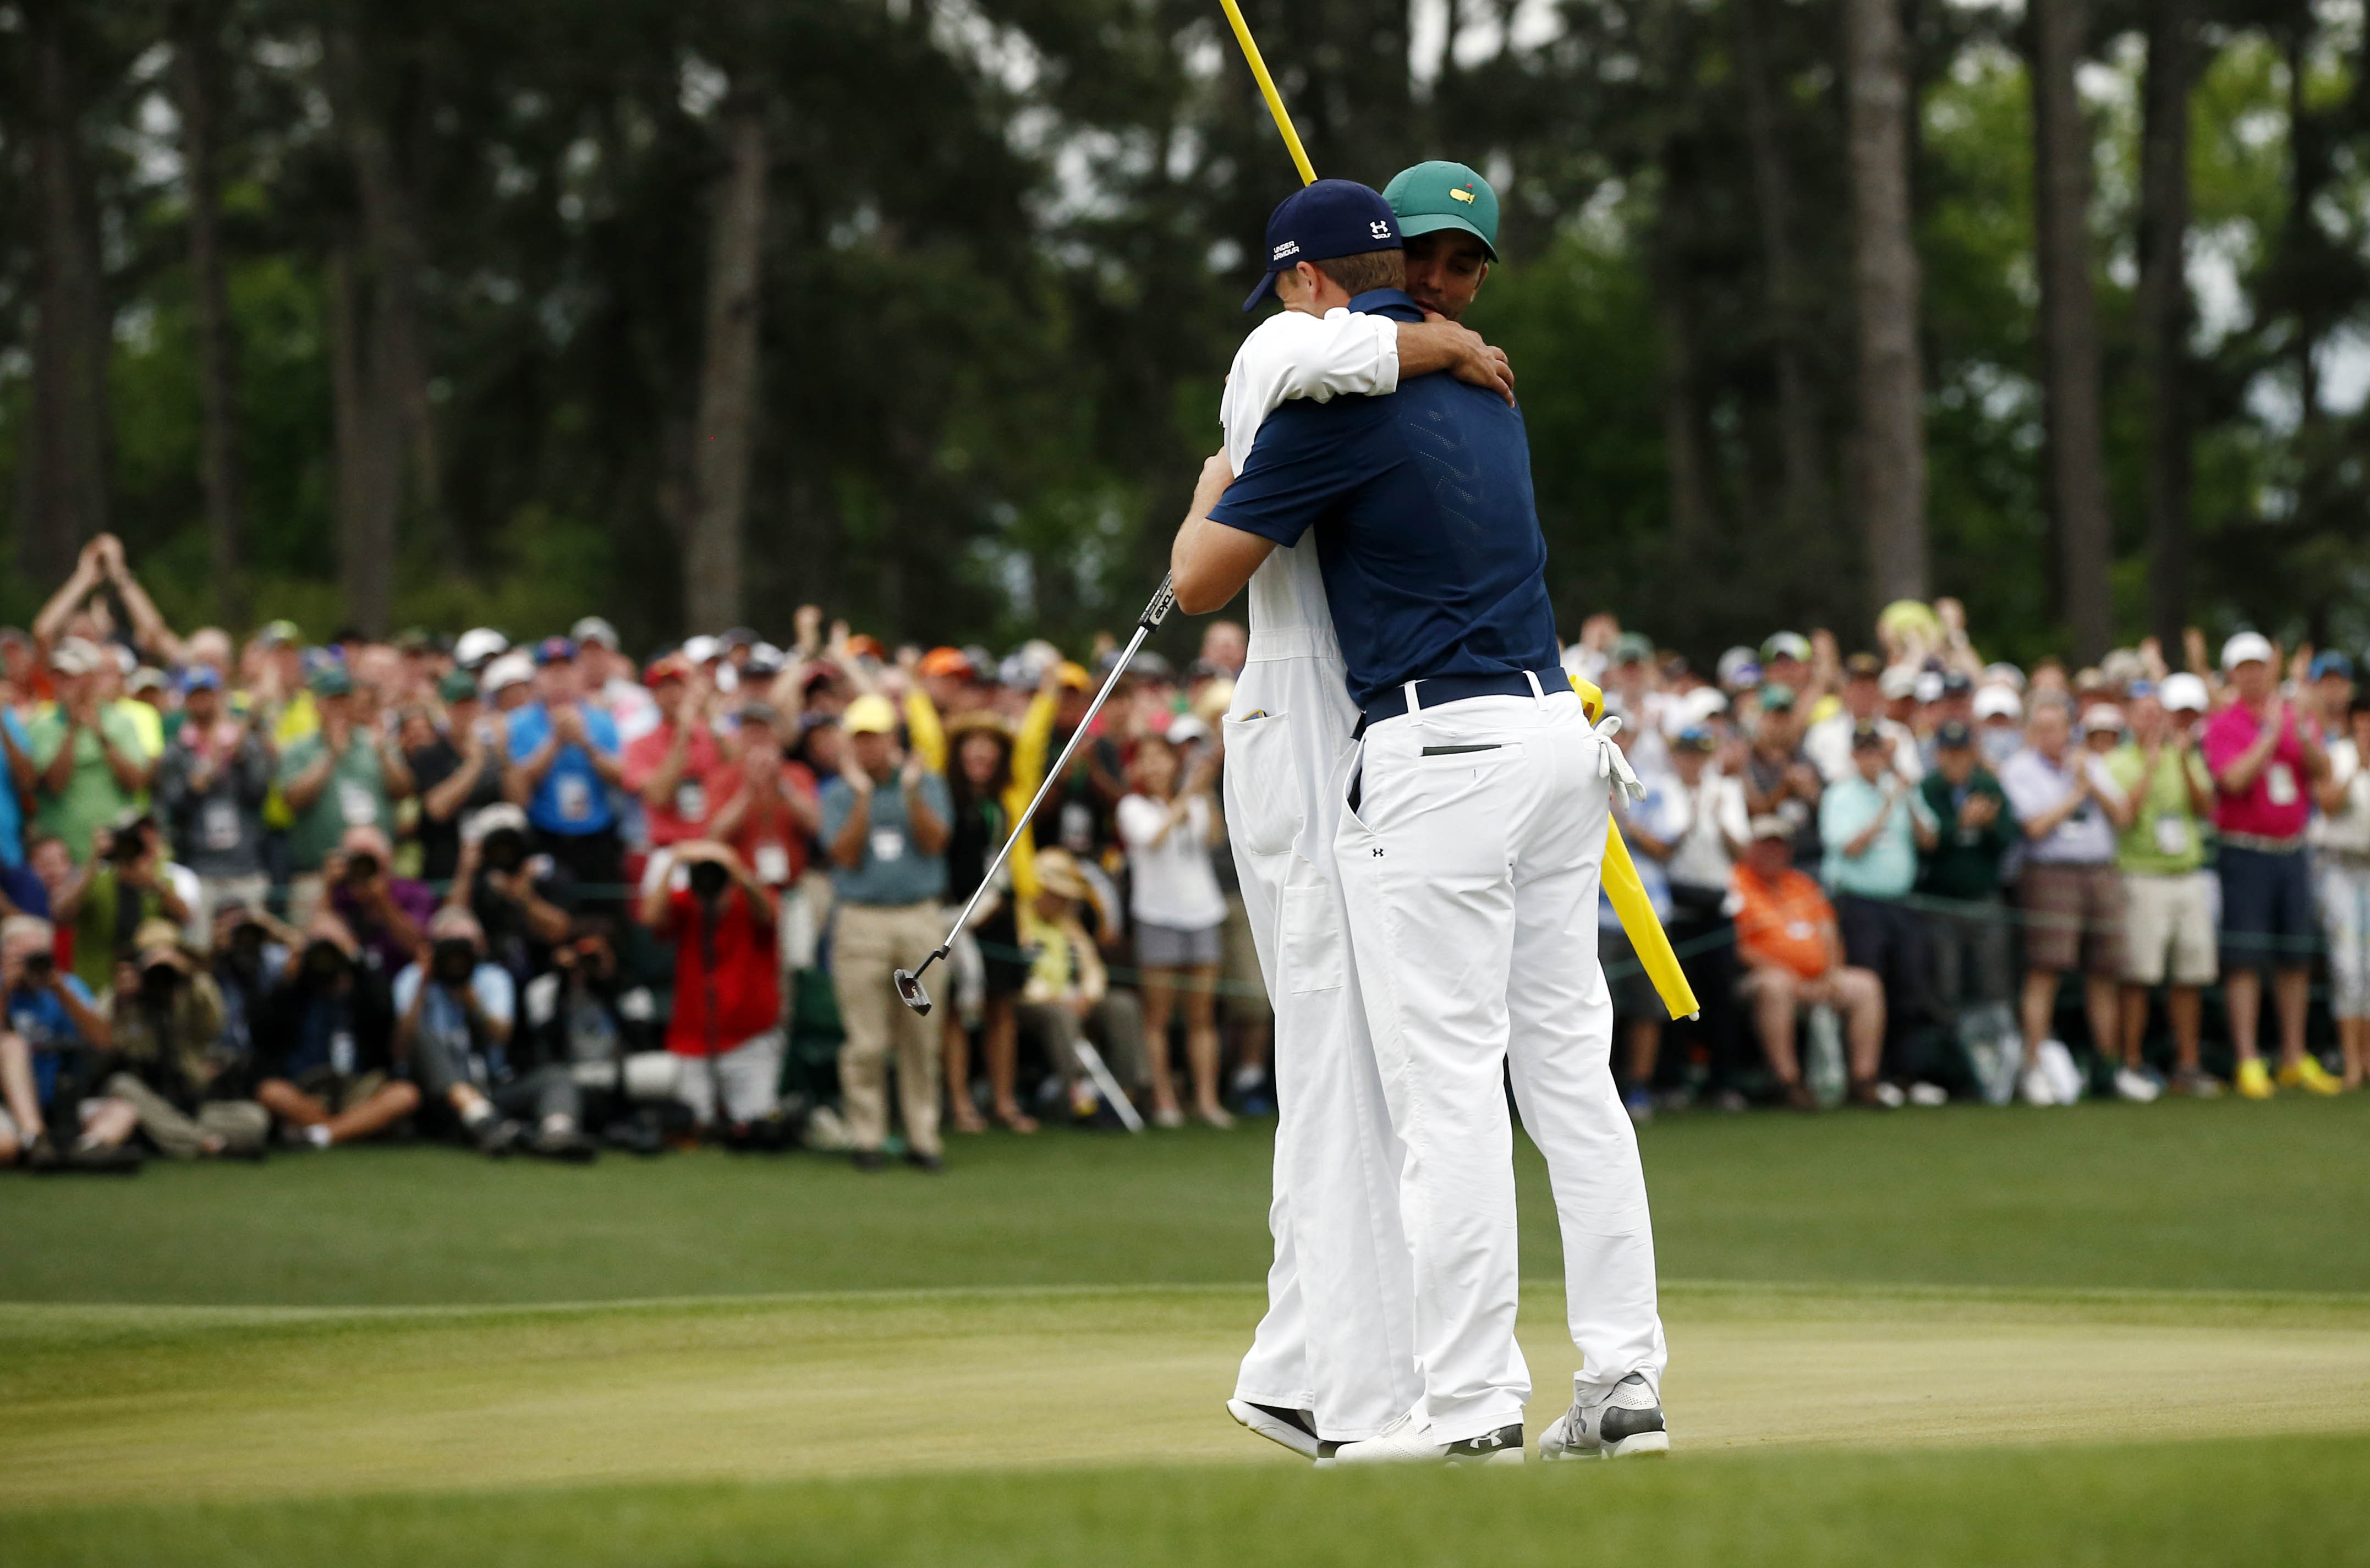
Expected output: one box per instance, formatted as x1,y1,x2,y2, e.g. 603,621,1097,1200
893,968,932,1015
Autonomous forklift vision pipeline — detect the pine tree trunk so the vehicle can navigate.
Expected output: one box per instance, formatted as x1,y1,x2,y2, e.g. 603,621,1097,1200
21,6,112,584
1844,0,1928,606
328,243,398,638
2138,0,2197,651
177,0,246,621
2031,0,2113,662
684,93,770,633
1735,0,1827,535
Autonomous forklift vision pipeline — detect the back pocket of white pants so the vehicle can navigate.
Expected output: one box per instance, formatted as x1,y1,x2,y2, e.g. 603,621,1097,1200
1281,874,1347,994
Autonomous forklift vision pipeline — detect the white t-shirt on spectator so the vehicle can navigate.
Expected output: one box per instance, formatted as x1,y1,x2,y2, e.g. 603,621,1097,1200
1667,770,1750,893
2000,746,2121,865
1117,793,1227,932
2313,738,2370,856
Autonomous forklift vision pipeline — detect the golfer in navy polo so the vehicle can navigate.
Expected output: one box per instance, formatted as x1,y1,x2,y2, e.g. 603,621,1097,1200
1172,179,1669,1466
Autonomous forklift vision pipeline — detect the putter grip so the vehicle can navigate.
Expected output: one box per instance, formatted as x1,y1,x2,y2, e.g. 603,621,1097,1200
1138,575,1177,632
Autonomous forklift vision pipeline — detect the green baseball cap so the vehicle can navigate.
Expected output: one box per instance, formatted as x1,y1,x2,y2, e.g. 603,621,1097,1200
1384,161,1499,261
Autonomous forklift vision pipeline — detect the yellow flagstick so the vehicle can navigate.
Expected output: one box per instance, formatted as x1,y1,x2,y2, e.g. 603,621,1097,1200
1211,4,1697,1022
1216,0,1318,187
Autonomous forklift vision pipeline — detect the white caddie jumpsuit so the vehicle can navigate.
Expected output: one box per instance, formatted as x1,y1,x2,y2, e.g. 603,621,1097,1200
1220,306,1422,1442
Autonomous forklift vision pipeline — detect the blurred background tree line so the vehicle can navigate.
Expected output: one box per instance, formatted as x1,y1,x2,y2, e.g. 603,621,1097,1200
0,0,2364,667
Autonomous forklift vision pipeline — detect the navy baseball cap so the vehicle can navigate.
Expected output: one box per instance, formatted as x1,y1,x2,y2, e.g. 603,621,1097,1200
1243,180,1403,311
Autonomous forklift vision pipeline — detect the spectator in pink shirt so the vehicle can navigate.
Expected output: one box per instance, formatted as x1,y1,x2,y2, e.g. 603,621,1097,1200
2201,632,2338,1099
622,655,722,851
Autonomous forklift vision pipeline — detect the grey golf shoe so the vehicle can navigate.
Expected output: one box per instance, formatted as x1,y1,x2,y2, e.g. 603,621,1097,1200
1538,1372,1670,1460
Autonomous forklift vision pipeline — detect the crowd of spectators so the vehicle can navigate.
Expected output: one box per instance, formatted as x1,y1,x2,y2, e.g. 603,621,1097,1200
2,537,2362,1173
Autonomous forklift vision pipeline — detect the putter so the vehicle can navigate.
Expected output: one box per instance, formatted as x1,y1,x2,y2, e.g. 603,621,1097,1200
893,575,1178,1033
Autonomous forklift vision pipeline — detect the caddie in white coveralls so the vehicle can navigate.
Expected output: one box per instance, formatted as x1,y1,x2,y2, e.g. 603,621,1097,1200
1178,177,1669,1467
1217,173,1528,1462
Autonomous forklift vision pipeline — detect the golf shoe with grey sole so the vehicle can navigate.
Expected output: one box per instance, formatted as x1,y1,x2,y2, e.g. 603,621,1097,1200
1226,1399,1329,1462
1329,1412,1524,1467
1538,1372,1670,1460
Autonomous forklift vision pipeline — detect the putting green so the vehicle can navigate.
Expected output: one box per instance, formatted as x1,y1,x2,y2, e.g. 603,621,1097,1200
9,1280,2370,1511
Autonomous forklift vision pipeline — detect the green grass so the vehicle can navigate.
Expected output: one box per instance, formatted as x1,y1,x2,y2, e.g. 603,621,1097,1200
15,1434,2370,1567
1,1094,2366,1306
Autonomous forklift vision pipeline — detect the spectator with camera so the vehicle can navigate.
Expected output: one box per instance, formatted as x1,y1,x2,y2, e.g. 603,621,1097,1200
451,803,577,987
821,694,950,1171
504,637,627,895
52,813,193,995
638,839,784,1139
522,913,672,1152
278,665,413,929
405,670,507,885
152,666,273,928
394,905,596,1160
252,914,418,1148
325,824,434,978
1,914,142,1169
98,918,270,1158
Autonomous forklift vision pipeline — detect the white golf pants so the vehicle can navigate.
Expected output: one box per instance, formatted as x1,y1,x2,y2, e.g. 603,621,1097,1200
1336,688,1666,1443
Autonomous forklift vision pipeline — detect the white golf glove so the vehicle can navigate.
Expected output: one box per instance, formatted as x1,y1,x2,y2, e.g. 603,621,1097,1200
1589,714,1647,804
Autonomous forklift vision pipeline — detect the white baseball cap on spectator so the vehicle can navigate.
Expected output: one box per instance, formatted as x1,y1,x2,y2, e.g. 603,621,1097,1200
454,627,509,670
1973,686,2023,722
1879,665,1918,702
48,635,105,676
481,650,534,695
682,634,722,665
2221,631,2274,671
2080,704,2125,736
1981,662,2026,692
1167,715,1213,747
569,616,619,650
1666,686,1728,732
2160,672,2210,714
1747,814,1792,841
1715,646,1760,690
1914,670,1945,704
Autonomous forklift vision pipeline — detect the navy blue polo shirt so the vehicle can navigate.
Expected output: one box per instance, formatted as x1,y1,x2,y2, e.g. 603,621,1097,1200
1207,289,1561,708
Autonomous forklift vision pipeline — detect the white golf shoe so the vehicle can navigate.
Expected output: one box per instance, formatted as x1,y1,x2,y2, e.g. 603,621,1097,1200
1329,1411,1524,1467
1538,1372,1670,1461
1226,1399,1324,1461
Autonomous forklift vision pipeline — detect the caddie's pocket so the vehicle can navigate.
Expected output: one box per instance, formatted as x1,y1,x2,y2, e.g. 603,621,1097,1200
1281,864,1347,994
1221,711,1301,857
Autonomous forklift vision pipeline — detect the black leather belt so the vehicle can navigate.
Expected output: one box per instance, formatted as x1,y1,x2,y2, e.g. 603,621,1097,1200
1353,667,1573,738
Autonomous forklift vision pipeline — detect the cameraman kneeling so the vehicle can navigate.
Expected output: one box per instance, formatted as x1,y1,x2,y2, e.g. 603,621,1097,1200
637,841,782,1138
394,907,596,1161
102,919,270,1159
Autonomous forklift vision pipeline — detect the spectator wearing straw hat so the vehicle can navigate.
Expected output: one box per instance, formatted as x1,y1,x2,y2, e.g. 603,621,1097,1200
2203,632,2339,1099
1016,847,1149,1119
2107,684,2219,1100
505,637,627,896
820,693,951,1171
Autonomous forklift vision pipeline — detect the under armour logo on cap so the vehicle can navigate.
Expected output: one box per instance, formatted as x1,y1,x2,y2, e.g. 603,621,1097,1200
1243,178,1406,311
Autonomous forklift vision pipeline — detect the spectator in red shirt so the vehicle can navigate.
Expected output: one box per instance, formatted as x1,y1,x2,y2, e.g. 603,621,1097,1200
1731,816,1885,1109
2201,632,2336,1098
623,655,723,851
635,840,781,1134
705,703,821,897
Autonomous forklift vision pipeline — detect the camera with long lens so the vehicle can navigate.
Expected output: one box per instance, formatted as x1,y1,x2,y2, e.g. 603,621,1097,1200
481,829,528,874
344,851,381,883
302,939,350,980
140,959,185,1000
106,831,146,864
687,859,731,901
430,938,478,986
20,951,54,983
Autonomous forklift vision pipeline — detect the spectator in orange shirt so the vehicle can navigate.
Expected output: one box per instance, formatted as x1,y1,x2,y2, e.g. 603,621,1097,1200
1731,815,1885,1109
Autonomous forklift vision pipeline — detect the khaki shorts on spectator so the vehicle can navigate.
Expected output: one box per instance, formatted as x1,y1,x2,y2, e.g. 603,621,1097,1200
2017,862,2124,977
1220,892,1272,1023
2122,870,2217,987
293,1068,393,1113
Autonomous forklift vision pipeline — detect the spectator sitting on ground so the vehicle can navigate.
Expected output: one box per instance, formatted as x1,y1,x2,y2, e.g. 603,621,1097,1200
52,813,193,995
1116,730,1231,1130
1017,849,1150,1120
1731,817,1886,1110
26,635,152,864
1817,720,1938,1104
2313,692,2370,1092
151,665,272,930
2000,699,2126,1105
622,654,723,852
451,803,575,986
504,637,627,893
1916,720,2021,1096
1,914,141,1169
252,914,418,1148
278,664,412,929
2204,632,2338,1099
325,824,434,979
637,840,784,1140
820,694,951,1172
210,900,295,1077
99,919,269,1159
2108,686,2220,1100
394,906,595,1160
405,670,507,886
